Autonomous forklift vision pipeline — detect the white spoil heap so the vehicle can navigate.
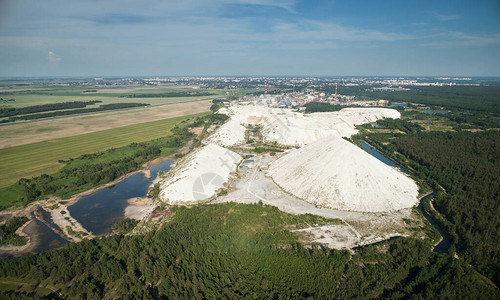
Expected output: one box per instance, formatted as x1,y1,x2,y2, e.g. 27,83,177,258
222,105,400,146
204,118,246,147
267,135,419,212
157,143,241,204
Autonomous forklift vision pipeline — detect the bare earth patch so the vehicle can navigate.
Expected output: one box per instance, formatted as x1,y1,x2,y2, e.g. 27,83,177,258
190,127,204,136
127,197,150,206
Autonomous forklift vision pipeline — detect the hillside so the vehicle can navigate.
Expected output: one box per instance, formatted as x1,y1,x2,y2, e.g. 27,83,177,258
268,135,418,212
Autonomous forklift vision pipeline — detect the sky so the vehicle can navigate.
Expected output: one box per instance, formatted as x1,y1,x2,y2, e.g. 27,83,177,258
0,0,499,77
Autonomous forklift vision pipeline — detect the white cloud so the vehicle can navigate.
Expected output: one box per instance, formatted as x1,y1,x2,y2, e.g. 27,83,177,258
48,51,62,63
419,32,500,47
433,13,461,21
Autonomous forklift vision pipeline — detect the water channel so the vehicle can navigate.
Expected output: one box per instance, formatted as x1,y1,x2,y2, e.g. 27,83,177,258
359,141,411,175
359,141,451,253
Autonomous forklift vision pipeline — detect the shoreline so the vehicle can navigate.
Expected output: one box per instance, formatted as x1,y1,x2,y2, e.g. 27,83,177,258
0,155,176,256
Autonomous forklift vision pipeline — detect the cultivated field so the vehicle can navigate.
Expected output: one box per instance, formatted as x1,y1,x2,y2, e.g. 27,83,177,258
0,85,224,108
0,112,209,188
0,100,212,149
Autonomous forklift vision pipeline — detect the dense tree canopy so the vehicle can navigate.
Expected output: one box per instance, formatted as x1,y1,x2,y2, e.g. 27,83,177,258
0,204,495,299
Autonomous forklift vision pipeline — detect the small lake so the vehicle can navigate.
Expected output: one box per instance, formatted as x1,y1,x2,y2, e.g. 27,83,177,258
360,142,411,175
33,219,69,253
68,160,172,236
391,103,407,108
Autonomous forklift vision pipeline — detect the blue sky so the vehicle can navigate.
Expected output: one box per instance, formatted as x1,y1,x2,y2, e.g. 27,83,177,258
0,0,499,77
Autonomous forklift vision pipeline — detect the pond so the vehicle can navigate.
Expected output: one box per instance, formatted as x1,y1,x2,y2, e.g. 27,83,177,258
68,160,172,236
33,219,69,253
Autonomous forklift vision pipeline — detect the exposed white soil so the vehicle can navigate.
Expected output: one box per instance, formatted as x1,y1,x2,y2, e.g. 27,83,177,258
203,118,246,147
157,143,242,204
218,105,400,146
214,153,417,250
292,225,360,249
268,135,418,212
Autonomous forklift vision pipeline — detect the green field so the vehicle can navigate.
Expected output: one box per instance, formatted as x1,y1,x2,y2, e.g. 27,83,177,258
0,112,209,188
0,86,225,109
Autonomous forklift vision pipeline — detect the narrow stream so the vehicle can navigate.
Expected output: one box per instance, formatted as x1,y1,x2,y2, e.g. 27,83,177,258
359,141,451,253
417,193,452,253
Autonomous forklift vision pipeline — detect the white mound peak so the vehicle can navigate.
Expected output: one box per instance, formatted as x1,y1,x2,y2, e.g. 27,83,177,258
157,143,241,204
219,105,400,146
268,136,418,212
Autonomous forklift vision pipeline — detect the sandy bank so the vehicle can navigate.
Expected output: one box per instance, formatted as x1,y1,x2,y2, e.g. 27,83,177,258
0,219,36,255
125,204,155,220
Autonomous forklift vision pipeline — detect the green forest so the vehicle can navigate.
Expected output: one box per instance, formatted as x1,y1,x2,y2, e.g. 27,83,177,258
0,101,101,118
328,85,500,113
356,119,500,287
304,101,342,113
0,217,28,246
0,203,495,299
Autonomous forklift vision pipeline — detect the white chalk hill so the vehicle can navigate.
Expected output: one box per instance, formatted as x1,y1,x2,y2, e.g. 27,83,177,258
157,143,241,204
268,136,418,212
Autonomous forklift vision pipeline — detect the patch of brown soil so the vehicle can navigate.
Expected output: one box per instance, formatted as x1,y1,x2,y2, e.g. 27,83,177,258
0,100,211,149
127,197,151,206
190,127,204,136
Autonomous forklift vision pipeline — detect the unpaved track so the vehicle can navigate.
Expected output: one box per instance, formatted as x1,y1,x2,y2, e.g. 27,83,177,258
0,100,211,149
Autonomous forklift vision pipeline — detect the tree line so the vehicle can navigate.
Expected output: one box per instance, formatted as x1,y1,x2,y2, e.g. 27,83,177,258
1,103,149,123
304,101,342,112
0,101,101,118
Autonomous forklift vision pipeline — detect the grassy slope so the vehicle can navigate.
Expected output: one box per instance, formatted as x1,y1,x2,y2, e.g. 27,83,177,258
0,112,209,188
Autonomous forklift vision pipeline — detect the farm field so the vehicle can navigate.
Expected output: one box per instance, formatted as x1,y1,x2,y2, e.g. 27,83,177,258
0,112,209,188
0,100,212,149
0,85,224,108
